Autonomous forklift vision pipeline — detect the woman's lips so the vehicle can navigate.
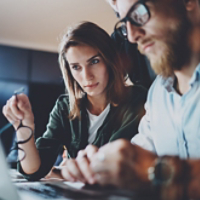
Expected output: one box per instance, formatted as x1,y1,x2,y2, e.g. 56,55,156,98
85,82,99,88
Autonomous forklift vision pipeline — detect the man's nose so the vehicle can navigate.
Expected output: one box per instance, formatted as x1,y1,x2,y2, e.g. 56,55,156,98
126,21,145,43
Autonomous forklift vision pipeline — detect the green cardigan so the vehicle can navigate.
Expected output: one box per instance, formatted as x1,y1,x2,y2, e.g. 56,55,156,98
18,85,147,180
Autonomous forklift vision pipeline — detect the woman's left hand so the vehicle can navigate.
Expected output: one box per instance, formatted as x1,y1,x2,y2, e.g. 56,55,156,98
45,158,67,180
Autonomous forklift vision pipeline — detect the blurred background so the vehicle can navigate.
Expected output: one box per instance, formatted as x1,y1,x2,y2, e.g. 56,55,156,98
0,0,117,155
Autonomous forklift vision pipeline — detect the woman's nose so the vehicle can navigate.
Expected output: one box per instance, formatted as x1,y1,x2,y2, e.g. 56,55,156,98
83,68,94,80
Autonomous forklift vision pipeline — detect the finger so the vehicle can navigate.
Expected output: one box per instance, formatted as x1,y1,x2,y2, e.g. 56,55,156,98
59,158,67,167
77,146,98,159
9,96,24,120
85,145,99,160
11,94,34,129
90,159,109,174
76,155,96,184
45,167,63,180
61,166,77,182
6,114,20,126
90,152,114,174
77,150,86,158
50,167,64,179
2,105,6,116
3,101,13,118
17,94,32,113
94,172,113,186
2,105,20,126
66,159,86,182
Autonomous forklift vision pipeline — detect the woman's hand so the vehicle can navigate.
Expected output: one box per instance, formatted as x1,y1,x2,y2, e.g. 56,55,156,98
2,93,34,131
2,93,41,174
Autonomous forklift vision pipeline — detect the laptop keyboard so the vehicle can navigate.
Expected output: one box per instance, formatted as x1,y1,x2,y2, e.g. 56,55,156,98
17,183,66,199
16,182,109,199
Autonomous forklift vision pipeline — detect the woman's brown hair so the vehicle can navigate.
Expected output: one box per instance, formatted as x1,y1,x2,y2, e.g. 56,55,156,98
59,21,126,120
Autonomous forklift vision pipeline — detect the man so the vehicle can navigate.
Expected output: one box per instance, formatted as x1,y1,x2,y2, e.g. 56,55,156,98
105,0,200,157
61,0,200,199
108,0,156,88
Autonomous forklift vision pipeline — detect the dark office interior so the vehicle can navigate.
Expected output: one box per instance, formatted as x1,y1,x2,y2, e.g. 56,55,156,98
0,44,65,155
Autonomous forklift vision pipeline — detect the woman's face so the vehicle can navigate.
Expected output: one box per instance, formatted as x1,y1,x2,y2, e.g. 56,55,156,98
65,45,109,99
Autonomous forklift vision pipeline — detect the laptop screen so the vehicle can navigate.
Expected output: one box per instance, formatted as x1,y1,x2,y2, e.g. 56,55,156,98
0,140,20,200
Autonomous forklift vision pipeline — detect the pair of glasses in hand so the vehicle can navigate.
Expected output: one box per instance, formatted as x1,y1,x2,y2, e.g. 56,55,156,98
1,88,33,162
10,122,33,162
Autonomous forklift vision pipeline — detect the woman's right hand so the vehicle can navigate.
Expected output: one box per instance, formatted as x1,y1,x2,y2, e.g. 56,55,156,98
2,93,34,131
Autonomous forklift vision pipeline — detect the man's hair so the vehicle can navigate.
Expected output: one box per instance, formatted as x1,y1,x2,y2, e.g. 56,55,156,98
59,22,126,119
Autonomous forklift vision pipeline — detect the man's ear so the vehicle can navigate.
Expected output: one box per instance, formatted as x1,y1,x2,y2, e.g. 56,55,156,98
183,0,198,11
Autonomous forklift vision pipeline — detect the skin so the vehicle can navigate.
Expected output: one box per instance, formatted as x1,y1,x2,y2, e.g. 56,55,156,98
55,45,110,183
88,140,157,189
2,45,109,181
66,45,109,115
119,0,190,78
61,145,98,184
71,0,200,199
53,0,200,190
2,94,41,174
116,0,200,94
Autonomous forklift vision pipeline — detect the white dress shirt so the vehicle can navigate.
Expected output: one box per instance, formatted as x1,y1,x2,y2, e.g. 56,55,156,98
132,63,200,159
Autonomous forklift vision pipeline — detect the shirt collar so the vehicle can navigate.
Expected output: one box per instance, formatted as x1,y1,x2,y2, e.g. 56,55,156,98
161,76,175,93
189,63,200,86
161,63,200,93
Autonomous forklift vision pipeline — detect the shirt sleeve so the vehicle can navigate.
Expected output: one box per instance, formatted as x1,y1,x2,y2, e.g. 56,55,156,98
131,99,156,153
18,96,68,181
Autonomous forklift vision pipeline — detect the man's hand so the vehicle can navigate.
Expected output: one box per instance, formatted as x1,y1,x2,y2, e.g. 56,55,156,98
61,145,98,184
88,139,157,190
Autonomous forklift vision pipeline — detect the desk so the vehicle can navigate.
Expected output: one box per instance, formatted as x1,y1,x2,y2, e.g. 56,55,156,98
11,169,159,200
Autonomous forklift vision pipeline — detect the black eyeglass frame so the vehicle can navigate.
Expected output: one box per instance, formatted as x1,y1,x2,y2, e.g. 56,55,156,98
14,90,33,145
10,90,34,162
114,0,151,38
8,118,33,162
0,88,34,162
15,122,33,145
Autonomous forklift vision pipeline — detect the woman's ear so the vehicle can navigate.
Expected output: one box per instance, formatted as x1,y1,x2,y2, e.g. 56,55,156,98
183,0,198,11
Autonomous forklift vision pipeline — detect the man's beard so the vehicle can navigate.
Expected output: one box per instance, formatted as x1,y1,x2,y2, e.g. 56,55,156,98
139,18,191,78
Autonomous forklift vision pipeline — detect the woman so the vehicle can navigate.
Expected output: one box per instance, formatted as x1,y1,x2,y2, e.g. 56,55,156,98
2,22,146,182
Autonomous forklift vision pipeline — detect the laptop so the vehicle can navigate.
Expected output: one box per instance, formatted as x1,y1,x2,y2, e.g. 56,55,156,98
0,140,153,200
0,140,44,200
0,139,79,200
0,140,140,200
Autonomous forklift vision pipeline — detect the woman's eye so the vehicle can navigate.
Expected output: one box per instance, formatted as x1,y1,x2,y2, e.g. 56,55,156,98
72,65,80,70
91,58,99,65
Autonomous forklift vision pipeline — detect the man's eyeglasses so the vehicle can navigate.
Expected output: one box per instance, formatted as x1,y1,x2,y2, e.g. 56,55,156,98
0,88,33,162
114,0,150,39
